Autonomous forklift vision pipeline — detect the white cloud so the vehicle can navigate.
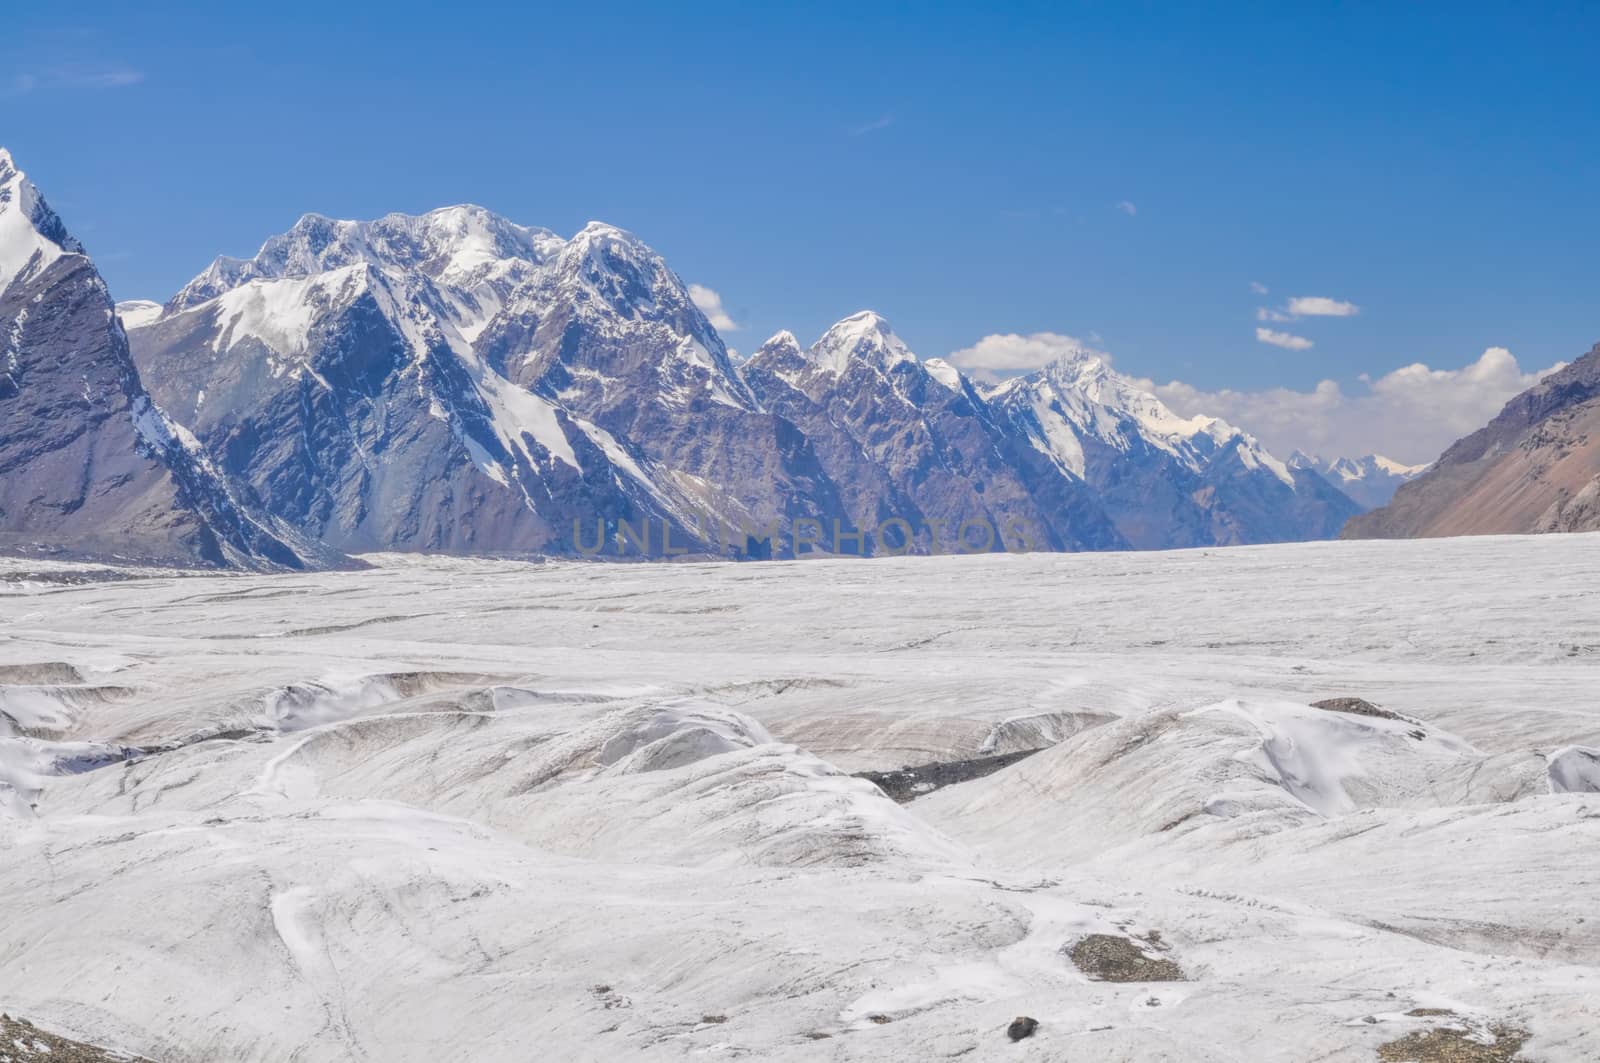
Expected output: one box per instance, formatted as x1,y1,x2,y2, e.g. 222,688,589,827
1256,307,1292,322
1144,347,1565,465
1256,327,1314,351
1116,200,1138,216
7,65,145,94
688,284,738,332
850,114,895,136
72,67,144,88
946,331,1104,374
1250,281,1269,295
1285,295,1359,317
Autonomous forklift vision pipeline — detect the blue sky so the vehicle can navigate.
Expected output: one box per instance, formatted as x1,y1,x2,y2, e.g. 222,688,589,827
4,2,1597,460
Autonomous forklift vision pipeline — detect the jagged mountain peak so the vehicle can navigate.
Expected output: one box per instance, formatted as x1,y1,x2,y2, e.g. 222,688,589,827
989,345,1321,533
921,357,963,391
1291,450,1428,476
0,147,85,294
1038,344,1115,382
1287,449,1319,469
1014,349,1244,458
767,328,802,349
556,220,679,297
508,220,757,410
1285,453,1428,514
1,151,345,571
276,204,558,269
1333,454,1427,478
809,311,918,374
168,204,561,314
572,219,646,244
753,330,803,358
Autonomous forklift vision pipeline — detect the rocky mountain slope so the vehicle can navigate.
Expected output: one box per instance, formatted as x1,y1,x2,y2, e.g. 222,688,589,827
128,211,863,557
1288,451,1428,510
1345,341,1600,538
742,314,1125,552
125,205,1355,556
0,149,344,571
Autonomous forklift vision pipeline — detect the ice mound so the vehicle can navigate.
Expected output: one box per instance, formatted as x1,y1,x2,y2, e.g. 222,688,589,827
0,684,136,737
919,699,1515,866
254,671,511,731
1547,745,1600,793
0,662,86,685
33,691,964,870
976,710,1114,756
1192,699,1478,816
596,701,774,772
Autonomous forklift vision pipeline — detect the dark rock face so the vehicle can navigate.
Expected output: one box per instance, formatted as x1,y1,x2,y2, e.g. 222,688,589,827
1006,1016,1039,1042
1346,342,1600,539
1311,697,1402,721
855,748,1048,803
743,319,1126,553
0,149,342,571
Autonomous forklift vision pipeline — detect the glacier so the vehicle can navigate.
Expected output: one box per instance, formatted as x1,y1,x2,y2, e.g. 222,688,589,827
1,532,1597,1060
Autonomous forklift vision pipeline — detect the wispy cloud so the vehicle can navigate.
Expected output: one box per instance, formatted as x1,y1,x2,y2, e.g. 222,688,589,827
1285,295,1359,317
688,284,739,332
1256,327,1314,351
1256,307,1292,322
1116,200,1138,216
850,114,895,136
1249,281,1269,295
6,64,145,95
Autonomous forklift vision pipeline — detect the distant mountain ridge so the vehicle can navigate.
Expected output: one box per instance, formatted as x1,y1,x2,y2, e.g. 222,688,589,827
120,202,1360,557
0,148,347,571
986,353,1361,547
5,144,1363,563
1288,452,1429,511
742,314,1125,553
1345,342,1600,539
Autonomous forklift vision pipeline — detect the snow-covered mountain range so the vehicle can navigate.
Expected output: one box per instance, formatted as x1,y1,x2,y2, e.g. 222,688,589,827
1287,451,1429,511
987,353,1361,547
0,149,344,571
118,200,1360,558
6,145,1368,565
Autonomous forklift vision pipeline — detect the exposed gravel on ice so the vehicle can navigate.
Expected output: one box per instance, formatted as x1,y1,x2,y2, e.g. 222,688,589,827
1068,934,1187,983
0,1014,150,1062
1,533,1597,1060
